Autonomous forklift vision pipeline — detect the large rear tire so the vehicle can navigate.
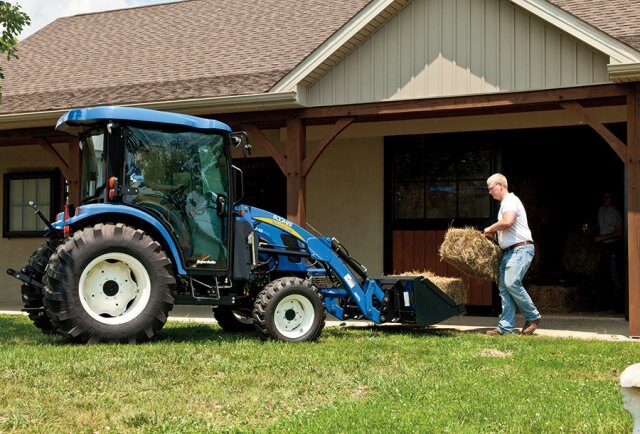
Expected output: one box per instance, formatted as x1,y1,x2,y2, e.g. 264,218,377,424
43,223,176,344
21,240,59,334
253,277,326,342
213,306,255,332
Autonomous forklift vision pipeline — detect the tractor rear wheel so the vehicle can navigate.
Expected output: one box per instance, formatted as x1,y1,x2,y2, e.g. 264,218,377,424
253,277,326,342
213,306,254,332
21,240,59,334
43,223,176,344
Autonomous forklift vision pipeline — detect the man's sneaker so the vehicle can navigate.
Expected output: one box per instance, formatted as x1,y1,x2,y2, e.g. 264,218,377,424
486,328,504,336
522,318,541,335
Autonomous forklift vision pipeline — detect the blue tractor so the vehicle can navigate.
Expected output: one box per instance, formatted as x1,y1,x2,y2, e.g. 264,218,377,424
8,106,464,343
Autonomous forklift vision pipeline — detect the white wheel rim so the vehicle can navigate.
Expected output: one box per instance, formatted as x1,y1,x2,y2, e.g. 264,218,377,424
78,252,151,325
274,294,315,339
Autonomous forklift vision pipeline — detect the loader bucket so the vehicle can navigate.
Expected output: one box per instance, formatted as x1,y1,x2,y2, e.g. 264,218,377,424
376,276,465,326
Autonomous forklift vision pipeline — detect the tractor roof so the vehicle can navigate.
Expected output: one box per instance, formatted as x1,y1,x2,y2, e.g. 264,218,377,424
56,106,232,136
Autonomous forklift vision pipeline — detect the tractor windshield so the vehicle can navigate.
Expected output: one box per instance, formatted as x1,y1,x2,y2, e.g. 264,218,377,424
79,132,106,202
122,126,230,270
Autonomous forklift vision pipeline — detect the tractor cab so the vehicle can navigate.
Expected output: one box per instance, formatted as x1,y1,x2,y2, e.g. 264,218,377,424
57,106,236,272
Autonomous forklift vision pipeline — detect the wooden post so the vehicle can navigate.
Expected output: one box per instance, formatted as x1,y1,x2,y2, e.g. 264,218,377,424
67,137,81,207
240,123,287,175
286,118,306,226
628,84,640,337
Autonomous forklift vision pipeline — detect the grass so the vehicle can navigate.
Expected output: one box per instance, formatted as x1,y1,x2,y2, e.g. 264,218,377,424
0,314,637,433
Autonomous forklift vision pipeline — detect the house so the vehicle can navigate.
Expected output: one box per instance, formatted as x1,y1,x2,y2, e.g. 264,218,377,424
1,0,639,333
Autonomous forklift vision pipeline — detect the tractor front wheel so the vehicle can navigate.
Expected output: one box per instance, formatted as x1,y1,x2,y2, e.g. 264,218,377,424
43,223,176,344
253,277,326,342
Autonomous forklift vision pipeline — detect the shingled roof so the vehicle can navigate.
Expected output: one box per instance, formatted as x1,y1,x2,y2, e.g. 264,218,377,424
0,0,370,114
0,0,639,116
548,0,640,51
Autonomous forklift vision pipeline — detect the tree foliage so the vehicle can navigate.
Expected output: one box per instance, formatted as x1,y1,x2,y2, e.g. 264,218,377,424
0,1,29,83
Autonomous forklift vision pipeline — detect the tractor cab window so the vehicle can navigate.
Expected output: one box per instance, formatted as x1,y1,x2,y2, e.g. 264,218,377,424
123,126,230,270
79,132,106,202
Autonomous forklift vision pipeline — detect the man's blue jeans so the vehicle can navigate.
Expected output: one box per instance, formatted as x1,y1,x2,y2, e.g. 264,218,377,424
497,244,539,334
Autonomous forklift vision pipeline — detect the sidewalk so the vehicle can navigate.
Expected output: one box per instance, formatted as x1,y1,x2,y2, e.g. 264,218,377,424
1,307,634,342
317,314,632,342
436,313,633,342
166,306,633,341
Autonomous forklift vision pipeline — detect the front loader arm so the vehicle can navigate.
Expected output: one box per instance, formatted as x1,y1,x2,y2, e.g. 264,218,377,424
238,206,385,323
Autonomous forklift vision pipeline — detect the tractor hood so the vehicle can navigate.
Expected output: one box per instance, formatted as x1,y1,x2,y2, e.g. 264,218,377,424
56,106,232,136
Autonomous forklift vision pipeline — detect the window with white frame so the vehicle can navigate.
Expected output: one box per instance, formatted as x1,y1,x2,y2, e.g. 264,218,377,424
3,171,60,237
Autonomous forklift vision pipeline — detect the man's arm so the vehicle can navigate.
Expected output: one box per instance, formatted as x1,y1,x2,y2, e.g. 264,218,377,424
595,224,623,242
484,210,516,235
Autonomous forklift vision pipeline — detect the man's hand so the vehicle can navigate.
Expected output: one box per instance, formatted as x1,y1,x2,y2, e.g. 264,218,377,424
483,227,495,239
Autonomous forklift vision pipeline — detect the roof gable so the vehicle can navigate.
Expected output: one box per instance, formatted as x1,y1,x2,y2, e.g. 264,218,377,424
278,0,640,96
304,0,615,106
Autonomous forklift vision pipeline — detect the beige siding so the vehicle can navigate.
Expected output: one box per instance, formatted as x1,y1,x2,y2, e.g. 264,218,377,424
306,0,610,106
0,144,66,308
307,137,384,276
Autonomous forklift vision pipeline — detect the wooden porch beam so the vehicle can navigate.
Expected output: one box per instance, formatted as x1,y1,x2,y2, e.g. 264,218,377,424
239,123,287,175
560,101,627,162
299,84,628,120
627,84,640,337
302,117,354,177
221,84,627,126
0,136,68,147
37,137,71,180
67,137,81,206
286,118,306,226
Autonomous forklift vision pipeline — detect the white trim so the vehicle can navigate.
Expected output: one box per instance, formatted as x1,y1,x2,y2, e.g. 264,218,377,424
608,63,640,83
0,91,302,130
271,0,398,93
510,0,640,64
135,91,302,113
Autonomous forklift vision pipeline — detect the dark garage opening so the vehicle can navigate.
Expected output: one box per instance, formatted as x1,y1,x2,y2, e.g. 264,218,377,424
502,123,626,314
385,123,626,314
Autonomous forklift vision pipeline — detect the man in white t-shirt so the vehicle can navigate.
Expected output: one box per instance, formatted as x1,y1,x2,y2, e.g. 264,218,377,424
483,173,541,335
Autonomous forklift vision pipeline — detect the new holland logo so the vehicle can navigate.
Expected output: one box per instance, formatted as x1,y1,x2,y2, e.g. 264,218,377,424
272,214,293,227
254,217,304,240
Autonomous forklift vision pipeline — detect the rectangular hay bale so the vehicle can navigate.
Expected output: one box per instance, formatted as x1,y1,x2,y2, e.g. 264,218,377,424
527,285,580,313
439,227,502,282
397,270,466,305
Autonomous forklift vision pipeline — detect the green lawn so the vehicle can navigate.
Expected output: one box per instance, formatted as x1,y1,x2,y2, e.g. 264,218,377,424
0,314,637,433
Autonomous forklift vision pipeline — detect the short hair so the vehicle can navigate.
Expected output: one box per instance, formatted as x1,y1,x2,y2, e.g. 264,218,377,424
487,173,508,190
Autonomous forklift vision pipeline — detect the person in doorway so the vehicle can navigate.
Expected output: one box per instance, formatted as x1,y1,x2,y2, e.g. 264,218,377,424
483,173,541,335
595,191,624,312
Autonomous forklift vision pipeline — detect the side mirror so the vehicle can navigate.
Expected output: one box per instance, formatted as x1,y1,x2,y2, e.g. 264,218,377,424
230,131,251,158
232,165,244,205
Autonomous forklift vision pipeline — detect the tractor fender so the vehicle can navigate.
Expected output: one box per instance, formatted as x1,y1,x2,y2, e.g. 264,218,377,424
52,203,188,275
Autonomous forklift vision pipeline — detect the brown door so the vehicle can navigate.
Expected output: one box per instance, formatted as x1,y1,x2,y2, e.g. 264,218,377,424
391,229,493,306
